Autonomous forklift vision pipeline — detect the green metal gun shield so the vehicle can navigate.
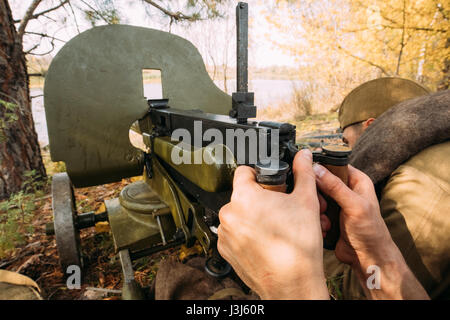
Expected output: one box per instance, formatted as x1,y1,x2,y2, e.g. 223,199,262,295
44,25,231,187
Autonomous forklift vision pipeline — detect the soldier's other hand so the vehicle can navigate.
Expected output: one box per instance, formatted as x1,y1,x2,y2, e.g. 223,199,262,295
217,149,330,300
314,164,430,300
313,164,394,268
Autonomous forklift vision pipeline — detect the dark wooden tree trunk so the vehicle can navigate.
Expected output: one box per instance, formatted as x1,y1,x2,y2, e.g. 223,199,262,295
0,0,46,199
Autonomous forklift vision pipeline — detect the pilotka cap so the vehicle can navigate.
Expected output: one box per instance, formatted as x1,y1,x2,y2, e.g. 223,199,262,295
338,77,430,129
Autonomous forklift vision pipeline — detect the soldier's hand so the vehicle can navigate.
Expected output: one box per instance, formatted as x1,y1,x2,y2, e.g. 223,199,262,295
314,164,430,300
313,164,393,267
217,149,330,300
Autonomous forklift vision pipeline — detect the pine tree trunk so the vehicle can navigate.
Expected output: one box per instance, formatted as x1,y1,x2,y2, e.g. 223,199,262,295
0,0,46,199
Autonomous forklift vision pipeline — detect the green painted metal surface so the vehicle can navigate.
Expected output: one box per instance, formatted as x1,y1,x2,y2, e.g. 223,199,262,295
153,137,236,193
44,25,231,187
106,194,176,253
144,156,213,253
106,180,176,252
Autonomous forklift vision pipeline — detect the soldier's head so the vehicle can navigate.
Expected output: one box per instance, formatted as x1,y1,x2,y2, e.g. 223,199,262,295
338,77,430,148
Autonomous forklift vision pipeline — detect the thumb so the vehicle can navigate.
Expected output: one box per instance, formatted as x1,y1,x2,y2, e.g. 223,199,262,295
291,148,317,197
232,165,258,193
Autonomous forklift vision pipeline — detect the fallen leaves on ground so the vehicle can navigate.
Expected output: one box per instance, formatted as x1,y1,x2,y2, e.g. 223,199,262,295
0,178,177,300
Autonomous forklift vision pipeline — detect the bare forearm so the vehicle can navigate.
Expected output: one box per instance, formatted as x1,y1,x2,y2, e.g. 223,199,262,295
353,241,429,300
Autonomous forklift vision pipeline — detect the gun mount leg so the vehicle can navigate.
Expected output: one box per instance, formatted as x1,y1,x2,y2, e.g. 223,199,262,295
52,173,84,273
119,249,145,300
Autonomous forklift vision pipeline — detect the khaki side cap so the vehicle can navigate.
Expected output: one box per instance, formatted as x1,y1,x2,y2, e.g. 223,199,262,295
339,77,430,129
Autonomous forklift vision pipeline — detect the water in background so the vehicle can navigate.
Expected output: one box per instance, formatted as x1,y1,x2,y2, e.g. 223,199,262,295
213,79,303,109
31,79,301,146
30,88,47,147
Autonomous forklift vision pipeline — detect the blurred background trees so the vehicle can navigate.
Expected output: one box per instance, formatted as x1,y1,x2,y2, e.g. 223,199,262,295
265,0,449,113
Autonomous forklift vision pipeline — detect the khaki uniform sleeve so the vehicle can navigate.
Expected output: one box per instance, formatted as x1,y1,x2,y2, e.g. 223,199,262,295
380,142,450,299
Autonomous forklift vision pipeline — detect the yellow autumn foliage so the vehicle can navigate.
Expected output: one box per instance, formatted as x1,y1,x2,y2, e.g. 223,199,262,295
263,0,449,113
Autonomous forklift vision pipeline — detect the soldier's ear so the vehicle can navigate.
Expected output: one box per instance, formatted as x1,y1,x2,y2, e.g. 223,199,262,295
363,118,376,130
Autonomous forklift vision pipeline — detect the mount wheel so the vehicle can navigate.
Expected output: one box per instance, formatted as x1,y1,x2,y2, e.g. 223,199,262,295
52,173,83,272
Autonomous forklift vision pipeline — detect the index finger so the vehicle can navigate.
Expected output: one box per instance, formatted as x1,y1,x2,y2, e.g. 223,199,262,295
347,165,378,203
314,164,361,212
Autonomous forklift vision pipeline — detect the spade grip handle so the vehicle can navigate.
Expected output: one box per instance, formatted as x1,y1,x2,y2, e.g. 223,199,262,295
254,145,351,251
256,163,349,248
321,163,348,250
255,161,289,193
313,145,352,250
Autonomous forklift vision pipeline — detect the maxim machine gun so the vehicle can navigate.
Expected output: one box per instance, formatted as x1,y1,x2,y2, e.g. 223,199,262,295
44,3,350,299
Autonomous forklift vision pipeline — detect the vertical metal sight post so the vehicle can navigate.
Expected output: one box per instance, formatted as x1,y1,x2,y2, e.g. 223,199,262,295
236,2,248,93
230,2,256,123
